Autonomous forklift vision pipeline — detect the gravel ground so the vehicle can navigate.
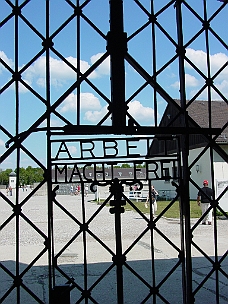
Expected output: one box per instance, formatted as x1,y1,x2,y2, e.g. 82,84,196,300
1,189,228,303
1,189,227,255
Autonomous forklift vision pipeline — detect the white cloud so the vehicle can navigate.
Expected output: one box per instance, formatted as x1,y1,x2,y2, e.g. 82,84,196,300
128,100,155,123
0,138,5,147
23,53,110,88
90,53,110,76
0,51,14,73
19,79,32,93
60,92,102,113
83,100,156,124
185,74,199,87
190,79,228,100
171,73,199,89
40,119,65,127
68,145,77,155
185,49,228,99
84,106,109,123
170,49,228,98
171,81,179,89
24,56,92,87
186,48,228,79
0,51,109,88
216,79,228,93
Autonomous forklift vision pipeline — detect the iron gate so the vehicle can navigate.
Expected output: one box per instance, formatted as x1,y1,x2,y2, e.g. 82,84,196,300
0,0,228,303
49,135,183,303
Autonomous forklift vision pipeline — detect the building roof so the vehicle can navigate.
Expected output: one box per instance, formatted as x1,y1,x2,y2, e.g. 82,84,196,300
185,100,228,143
150,100,228,154
9,171,16,177
164,100,228,143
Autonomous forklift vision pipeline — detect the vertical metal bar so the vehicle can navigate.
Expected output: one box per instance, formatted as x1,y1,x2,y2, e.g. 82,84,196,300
203,1,219,301
45,0,54,302
110,180,124,303
177,135,187,304
108,0,126,129
151,1,158,127
76,0,80,125
203,0,212,130
148,179,156,303
81,182,88,304
175,1,192,303
14,1,20,302
114,202,124,304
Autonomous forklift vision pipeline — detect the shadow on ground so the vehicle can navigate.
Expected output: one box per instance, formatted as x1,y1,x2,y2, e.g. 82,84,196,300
1,256,228,304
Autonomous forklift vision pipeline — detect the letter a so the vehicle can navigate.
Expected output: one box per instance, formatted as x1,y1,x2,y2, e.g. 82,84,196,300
55,142,72,159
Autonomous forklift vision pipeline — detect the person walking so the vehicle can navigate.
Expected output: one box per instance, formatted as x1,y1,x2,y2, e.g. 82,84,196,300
85,185,89,196
197,180,213,225
145,185,158,216
9,186,12,196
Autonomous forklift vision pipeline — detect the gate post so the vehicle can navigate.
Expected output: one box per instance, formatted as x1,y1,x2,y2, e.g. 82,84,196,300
108,0,127,130
175,1,193,303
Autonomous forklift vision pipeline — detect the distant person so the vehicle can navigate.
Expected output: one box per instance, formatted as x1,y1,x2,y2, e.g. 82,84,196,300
9,186,12,196
85,185,89,196
197,180,213,225
77,184,81,194
145,185,158,216
70,185,74,195
134,184,140,197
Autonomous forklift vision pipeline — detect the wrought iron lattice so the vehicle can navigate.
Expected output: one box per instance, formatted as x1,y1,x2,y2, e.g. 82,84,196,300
0,0,227,303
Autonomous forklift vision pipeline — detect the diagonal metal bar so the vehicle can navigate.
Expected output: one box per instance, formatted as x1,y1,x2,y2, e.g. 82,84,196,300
192,267,217,296
123,261,152,289
154,225,182,254
88,263,116,293
1,52,110,162
0,213,15,230
53,197,82,226
20,281,45,304
19,211,49,241
50,46,111,105
0,284,16,304
20,247,48,278
157,259,182,290
123,226,150,256
86,194,113,225
54,229,82,260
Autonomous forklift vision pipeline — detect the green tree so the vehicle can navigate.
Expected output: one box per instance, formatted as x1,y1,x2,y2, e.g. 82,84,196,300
15,166,44,185
16,167,26,186
25,166,44,184
0,169,13,185
121,163,131,168
135,163,146,168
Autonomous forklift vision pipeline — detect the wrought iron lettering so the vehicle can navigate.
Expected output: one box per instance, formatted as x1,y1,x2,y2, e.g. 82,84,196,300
52,159,179,183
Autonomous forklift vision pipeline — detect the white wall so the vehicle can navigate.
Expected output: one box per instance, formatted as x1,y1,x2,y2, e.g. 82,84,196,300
147,145,228,206
216,180,228,212
188,147,211,199
9,176,16,189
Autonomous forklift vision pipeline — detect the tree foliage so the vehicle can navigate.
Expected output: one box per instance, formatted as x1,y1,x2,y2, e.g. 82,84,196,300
0,169,13,185
0,167,44,185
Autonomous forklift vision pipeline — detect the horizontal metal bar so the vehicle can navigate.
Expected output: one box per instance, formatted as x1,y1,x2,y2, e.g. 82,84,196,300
60,125,221,135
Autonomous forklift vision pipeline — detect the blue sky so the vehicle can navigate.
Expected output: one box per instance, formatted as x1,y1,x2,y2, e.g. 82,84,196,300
0,0,227,170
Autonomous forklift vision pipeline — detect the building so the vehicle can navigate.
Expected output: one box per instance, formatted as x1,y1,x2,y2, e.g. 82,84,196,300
149,100,228,210
9,171,16,189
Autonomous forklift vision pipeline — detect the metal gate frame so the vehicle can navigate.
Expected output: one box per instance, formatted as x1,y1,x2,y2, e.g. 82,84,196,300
1,0,228,303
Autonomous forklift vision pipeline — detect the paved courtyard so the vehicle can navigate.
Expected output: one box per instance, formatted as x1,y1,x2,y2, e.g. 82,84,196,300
0,189,227,303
